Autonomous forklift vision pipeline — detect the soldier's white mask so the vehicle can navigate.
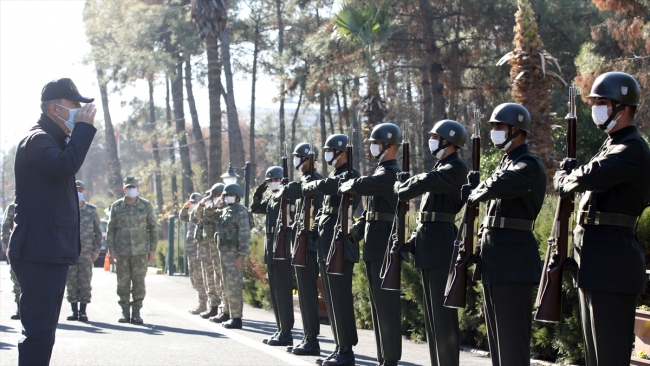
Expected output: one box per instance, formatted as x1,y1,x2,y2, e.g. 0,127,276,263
77,192,84,201
490,130,512,150
324,151,338,166
428,139,444,159
293,156,303,169
268,181,281,191
370,143,385,160
225,196,236,204
591,105,620,133
189,204,198,210
125,188,138,198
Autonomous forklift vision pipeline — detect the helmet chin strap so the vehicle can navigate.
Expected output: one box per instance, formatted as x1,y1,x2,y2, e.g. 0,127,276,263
495,125,520,150
374,142,390,161
598,103,625,131
328,150,343,165
431,140,450,158
296,156,308,170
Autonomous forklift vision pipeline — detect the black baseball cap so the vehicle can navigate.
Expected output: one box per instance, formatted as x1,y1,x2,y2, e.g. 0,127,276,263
41,78,94,103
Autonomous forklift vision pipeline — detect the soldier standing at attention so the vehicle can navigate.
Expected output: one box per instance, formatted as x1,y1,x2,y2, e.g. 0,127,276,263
466,103,546,366
250,166,295,344
65,180,102,322
339,123,403,366
554,72,650,365
278,143,324,351
107,177,158,324
302,134,361,365
2,201,20,320
179,192,209,315
397,121,468,366
215,183,251,329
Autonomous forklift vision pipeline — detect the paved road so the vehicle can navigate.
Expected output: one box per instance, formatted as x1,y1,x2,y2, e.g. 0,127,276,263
0,262,494,366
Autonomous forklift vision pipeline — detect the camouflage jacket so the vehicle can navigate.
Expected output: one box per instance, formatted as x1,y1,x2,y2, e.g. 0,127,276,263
107,197,158,256
215,203,251,258
190,202,221,241
79,201,103,258
179,205,199,256
2,203,15,250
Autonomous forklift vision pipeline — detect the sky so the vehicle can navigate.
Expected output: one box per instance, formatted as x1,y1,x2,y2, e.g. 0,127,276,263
0,0,282,152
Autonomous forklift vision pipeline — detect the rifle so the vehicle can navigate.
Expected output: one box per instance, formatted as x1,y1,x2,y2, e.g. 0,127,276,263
327,127,354,275
273,143,290,260
380,121,410,291
534,85,579,323
292,137,315,267
444,110,482,308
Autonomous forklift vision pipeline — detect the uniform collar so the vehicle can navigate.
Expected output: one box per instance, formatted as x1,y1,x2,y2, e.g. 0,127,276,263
505,143,530,160
379,159,397,167
37,114,68,144
80,201,88,210
608,125,637,144
334,163,348,174
439,151,458,164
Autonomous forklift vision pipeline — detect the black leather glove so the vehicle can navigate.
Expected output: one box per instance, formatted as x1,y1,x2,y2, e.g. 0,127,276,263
254,183,267,197
308,229,319,242
397,172,411,183
281,177,289,185
461,184,474,204
401,232,416,255
560,158,577,173
303,175,316,183
467,171,480,188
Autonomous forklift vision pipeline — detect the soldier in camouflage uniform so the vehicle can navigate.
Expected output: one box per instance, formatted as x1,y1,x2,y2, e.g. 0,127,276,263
2,201,20,320
179,192,208,314
107,177,158,324
191,183,226,320
65,180,102,322
215,183,251,329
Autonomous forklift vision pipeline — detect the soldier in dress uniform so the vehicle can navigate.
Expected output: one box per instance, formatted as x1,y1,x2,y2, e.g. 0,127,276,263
554,72,650,365
338,123,403,366
1,201,20,320
397,120,468,366
107,177,158,324
466,103,546,366
302,134,361,365
65,180,102,322
250,166,295,344
215,183,252,329
179,192,209,314
276,142,323,351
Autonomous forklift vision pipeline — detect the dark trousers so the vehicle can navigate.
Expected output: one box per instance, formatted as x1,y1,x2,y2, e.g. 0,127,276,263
295,251,319,338
365,260,401,362
422,267,459,366
11,258,69,366
327,261,358,347
579,288,636,366
267,263,294,334
482,282,534,366
319,262,338,343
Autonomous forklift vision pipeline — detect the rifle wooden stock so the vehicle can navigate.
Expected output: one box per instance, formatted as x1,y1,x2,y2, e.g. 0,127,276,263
273,156,290,260
380,141,409,291
291,148,315,267
327,142,354,275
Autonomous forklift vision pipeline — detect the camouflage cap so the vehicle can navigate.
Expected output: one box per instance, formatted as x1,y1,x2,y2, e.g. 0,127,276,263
75,180,85,190
123,176,139,187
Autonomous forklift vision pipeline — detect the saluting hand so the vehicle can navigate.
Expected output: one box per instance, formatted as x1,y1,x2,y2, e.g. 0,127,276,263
74,103,97,125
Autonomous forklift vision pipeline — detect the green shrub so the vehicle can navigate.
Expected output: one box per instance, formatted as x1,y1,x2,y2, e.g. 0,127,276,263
243,233,272,310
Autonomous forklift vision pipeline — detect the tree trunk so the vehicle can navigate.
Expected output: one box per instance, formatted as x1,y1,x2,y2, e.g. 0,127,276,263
289,86,304,182
166,77,179,210
351,77,365,174
249,20,260,178
96,68,122,198
220,26,245,169
275,0,286,150
207,35,223,185
185,58,209,191
334,90,344,134
147,76,164,213
172,59,195,201
326,94,335,135
406,75,419,175
319,94,328,177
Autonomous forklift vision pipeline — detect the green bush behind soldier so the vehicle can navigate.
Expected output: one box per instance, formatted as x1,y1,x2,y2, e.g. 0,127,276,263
191,183,227,321
397,120,468,366
2,201,20,320
276,142,324,351
106,176,158,324
179,192,209,314
65,180,102,322
466,103,546,366
338,123,403,366
554,72,650,365
250,166,295,345
302,133,362,365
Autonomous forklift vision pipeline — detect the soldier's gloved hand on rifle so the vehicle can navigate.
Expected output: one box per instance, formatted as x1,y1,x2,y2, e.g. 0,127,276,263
254,183,267,198
397,171,411,183
281,177,289,185
350,219,365,241
461,171,481,203
299,223,319,242
560,158,577,173
303,175,316,183
338,180,354,195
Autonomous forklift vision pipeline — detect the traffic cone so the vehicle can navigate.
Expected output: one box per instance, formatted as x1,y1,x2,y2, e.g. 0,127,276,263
104,253,111,271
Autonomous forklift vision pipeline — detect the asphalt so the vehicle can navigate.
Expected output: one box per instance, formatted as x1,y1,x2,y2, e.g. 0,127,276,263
0,262,497,366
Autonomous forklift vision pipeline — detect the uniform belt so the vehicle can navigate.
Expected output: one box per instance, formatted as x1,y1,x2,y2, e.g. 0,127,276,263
483,216,534,231
266,227,275,234
365,212,395,221
577,211,637,228
323,206,340,215
418,211,456,223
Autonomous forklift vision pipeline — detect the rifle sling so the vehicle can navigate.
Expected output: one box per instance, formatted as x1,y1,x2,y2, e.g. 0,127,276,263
483,216,534,231
418,211,456,223
577,210,637,228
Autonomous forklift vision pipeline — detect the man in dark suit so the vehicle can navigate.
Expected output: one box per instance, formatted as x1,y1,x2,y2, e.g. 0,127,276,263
8,78,97,365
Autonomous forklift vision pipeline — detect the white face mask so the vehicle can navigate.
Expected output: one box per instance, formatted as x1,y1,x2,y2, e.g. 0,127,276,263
224,196,236,204
324,151,336,165
370,143,382,159
125,188,138,198
428,139,444,159
267,181,281,191
490,130,512,150
591,105,619,133
293,156,303,169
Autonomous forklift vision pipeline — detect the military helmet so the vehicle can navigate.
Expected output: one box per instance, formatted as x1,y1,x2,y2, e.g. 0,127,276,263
75,180,85,190
430,120,467,148
223,183,244,198
190,192,203,202
367,123,402,145
265,166,283,180
292,142,319,160
208,183,225,196
488,103,531,132
588,71,640,106
323,134,348,152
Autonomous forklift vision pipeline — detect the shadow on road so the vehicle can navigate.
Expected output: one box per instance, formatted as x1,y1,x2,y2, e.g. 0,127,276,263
0,342,15,350
242,319,335,346
0,324,18,334
57,321,225,339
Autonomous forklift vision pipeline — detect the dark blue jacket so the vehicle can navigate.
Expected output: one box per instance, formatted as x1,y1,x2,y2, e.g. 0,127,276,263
8,114,96,264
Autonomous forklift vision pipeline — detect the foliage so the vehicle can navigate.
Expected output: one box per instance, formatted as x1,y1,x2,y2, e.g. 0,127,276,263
243,232,273,309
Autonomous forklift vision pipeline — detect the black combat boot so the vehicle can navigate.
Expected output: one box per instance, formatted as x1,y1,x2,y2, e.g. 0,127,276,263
67,303,79,321
118,308,130,323
316,346,338,366
209,312,230,323
381,361,398,366
131,309,143,324
286,337,304,353
10,302,20,320
200,306,220,319
222,318,242,329
267,331,292,346
264,330,281,344
78,303,88,322
292,337,320,356
322,346,354,366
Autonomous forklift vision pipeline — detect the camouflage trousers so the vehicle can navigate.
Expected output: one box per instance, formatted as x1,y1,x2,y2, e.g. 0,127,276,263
188,256,207,305
66,257,94,304
201,258,225,308
219,251,244,318
115,254,148,310
7,258,20,303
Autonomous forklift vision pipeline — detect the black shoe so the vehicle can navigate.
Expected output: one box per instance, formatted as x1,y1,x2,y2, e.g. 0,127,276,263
209,312,230,323
292,338,320,356
200,306,220,319
267,332,292,346
67,303,79,321
316,346,339,365
322,346,354,366
264,331,280,344
10,311,20,320
287,337,304,353
382,362,398,366
222,318,242,329
118,309,130,323
131,309,143,324
78,304,88,321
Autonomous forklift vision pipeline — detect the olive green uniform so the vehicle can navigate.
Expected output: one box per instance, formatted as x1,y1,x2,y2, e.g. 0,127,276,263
191,203,225,309
66,201,102,304
179,206,208,307
2,203,20,304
